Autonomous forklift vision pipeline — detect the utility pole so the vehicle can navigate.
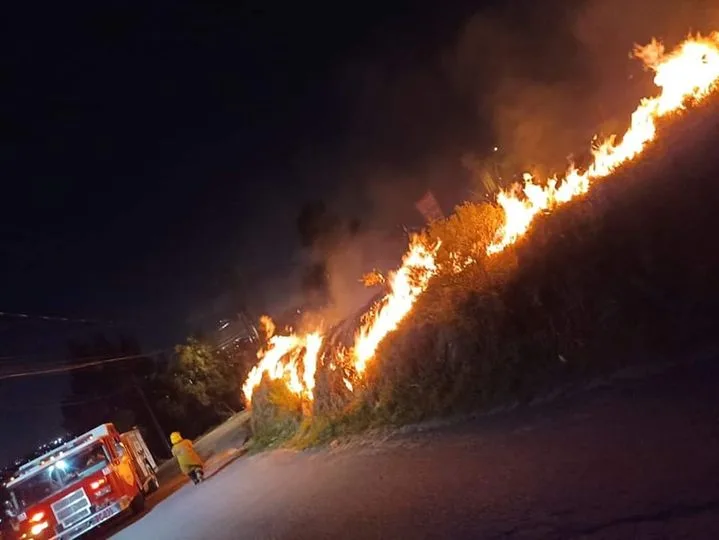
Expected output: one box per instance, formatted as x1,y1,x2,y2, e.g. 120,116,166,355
131,373,172,456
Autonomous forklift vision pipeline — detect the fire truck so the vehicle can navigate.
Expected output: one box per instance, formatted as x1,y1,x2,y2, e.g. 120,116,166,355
3,423,159,540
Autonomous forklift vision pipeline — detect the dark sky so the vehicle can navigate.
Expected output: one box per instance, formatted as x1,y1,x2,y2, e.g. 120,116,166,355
0,1,485,344
2,0,715,464
0,0,494,465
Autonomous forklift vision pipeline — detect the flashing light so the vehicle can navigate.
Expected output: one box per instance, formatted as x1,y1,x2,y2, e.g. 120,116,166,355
30,521,48,535
47,458,68,474
30,522,49,536
29,512,44,523
90,478,106,490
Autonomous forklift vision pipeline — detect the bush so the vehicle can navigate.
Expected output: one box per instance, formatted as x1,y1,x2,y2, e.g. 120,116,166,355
249,378,304,449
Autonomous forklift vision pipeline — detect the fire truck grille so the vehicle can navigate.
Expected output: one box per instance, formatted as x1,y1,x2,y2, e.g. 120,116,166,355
51,488,92,528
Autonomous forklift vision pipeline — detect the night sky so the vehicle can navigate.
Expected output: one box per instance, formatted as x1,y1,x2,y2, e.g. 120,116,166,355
1,0,716,464
1,1,483,345
0,0,485,465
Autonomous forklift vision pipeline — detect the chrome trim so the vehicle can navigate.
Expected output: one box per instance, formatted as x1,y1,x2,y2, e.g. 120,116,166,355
49,499,127,540
50,488,91,529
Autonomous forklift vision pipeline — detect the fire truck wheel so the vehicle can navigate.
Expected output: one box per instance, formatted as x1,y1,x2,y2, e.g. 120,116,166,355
147,476,160,493
130,492,146,514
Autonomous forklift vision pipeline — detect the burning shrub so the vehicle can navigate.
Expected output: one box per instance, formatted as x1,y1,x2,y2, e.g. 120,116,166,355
249,378,304,448
426,202,504,273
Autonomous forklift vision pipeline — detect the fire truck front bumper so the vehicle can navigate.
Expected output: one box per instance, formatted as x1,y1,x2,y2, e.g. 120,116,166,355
49,498,130,540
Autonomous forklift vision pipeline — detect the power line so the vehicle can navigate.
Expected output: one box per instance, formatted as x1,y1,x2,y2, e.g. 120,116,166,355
0,349,173,381
0,347,169,365
0,310,116,326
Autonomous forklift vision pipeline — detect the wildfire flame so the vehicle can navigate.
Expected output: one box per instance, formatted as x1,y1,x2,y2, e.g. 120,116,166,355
242,32,719,406
353,237,438,373
487,33,719,254
241,238,437,403
302,333,323,398
241,332,323,402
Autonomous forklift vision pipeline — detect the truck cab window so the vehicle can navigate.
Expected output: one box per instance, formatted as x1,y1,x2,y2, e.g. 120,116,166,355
114,438,125,459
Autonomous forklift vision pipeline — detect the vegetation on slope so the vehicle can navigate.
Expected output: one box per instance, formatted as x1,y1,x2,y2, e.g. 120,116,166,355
251,96,719,449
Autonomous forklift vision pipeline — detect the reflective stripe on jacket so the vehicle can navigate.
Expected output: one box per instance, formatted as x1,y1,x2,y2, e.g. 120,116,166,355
171,439,203,475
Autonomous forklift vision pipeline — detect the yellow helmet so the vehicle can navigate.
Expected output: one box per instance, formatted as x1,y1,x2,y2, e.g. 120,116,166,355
170,431,182,445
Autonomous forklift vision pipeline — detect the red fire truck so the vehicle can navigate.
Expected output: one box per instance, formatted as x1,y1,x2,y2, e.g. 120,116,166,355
3,423,158,540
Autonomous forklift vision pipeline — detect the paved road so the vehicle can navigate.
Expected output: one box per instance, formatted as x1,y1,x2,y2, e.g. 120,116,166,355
112,357,719,539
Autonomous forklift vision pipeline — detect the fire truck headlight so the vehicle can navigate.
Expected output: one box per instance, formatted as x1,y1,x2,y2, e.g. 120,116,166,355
30,520,49,535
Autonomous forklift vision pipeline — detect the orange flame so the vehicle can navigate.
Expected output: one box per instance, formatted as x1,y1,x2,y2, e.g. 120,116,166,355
353,236,439,373
242,33,719,406
302,333,323,398
241,238,437,404
487,33,719,254
241,332,323,403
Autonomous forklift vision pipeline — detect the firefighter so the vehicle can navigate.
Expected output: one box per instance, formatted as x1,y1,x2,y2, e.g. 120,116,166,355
170,432,204,484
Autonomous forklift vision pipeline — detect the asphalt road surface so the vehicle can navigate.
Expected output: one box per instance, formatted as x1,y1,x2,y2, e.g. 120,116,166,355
112,356,719,539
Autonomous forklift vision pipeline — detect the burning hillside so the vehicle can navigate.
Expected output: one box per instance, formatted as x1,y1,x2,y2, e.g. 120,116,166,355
242,32,719,408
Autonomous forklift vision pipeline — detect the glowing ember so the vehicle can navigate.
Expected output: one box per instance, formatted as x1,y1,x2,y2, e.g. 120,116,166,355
352,237,439,373
487,33,719,254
